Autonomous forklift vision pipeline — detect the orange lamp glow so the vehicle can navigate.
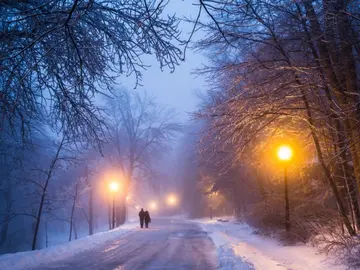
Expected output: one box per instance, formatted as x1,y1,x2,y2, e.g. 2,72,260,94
109,182,119,192
277,145,293,161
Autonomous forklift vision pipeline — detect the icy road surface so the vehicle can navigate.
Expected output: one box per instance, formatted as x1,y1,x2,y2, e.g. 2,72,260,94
30,219,218,270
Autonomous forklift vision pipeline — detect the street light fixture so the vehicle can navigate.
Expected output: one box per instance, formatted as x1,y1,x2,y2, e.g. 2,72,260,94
109,181,119,229
149,201,157,210
167,194,177,206
278,145,293,161
277,145,293,233
109,182,119,192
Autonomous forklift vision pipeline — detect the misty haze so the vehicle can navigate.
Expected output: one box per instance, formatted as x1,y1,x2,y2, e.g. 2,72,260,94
1,1,360,269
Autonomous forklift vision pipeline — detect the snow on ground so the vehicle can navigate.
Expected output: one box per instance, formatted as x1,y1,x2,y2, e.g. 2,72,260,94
0,217,347,270
0,221,138,270
193,217,346,270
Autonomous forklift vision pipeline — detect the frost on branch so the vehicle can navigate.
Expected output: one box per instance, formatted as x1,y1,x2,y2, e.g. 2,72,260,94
0,0,183,146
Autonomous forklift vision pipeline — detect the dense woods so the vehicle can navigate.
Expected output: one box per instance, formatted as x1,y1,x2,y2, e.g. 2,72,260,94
177,0,360,266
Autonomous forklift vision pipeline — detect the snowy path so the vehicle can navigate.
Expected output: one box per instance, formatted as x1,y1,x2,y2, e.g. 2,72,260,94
26,219,218,270
0,218,346,270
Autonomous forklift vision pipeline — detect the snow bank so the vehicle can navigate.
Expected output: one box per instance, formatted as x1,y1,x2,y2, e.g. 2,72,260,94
194,217,345,270
0,222,138,270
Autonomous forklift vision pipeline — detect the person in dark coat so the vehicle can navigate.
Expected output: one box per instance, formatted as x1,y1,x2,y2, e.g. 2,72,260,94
138,208,145,228
144,210,151,228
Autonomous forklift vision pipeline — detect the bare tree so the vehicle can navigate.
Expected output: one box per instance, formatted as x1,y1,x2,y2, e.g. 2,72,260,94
68,177,87,242
83,165,95,236
190,0,360,239
32,133,67,250
0,0,184,146
105,89,181,225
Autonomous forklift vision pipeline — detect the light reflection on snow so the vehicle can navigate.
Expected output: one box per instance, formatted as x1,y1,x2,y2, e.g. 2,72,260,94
103,240,122,253
103,244,119,253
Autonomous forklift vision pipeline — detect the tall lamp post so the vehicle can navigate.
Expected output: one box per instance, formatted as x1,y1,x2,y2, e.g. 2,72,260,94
277,145,293,233
109,181,119,229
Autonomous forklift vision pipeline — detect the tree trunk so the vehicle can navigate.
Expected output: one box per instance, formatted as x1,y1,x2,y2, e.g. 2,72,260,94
304,1,360,195
45,221,48,248
293,4,357,235
73,221,78,240
87,165,94,236
32,135,65,250
298,4,360,232
116,198,126,227
0,189,12,247
69,180,80,241
112,195,116,229
89,186,93,235
116,165,133,227
343,168,360,230
300,89,356,235
116,170,131,227
0,154,13,248
108,199,111,230
284,166,290,233
69,197,76,241
32,187,46,250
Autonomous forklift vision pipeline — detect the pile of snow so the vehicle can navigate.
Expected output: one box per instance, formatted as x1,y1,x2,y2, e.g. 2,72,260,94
193,217,345,270
46,223,113,247
0,222,138,270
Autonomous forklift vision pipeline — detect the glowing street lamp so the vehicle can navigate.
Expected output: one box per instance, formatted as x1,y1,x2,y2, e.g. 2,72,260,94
109,181,119,229
277,145,293,233
149,201,157,210
167,194,178,206
278,145,293,161
109,182,119,192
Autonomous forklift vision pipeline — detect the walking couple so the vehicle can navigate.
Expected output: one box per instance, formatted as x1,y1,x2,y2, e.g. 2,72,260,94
138,208,151,228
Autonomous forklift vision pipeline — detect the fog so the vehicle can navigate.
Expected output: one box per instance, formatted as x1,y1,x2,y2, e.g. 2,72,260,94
0,0,213,254
3,2,360,267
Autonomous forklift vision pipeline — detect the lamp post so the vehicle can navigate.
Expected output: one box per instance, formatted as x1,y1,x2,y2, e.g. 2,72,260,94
109,181,119,229
277,145,293,233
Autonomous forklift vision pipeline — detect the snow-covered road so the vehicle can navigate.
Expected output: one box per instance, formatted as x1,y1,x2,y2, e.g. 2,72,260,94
28,218,218,270
0,217,346,270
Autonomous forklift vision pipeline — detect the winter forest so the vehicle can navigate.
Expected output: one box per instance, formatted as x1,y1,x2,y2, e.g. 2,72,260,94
1,0,360,268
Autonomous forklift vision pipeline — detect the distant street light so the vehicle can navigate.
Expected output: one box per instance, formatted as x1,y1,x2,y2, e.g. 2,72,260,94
166,194,178,206
109,181,119,229
149,201,157,210
277,145,293,233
